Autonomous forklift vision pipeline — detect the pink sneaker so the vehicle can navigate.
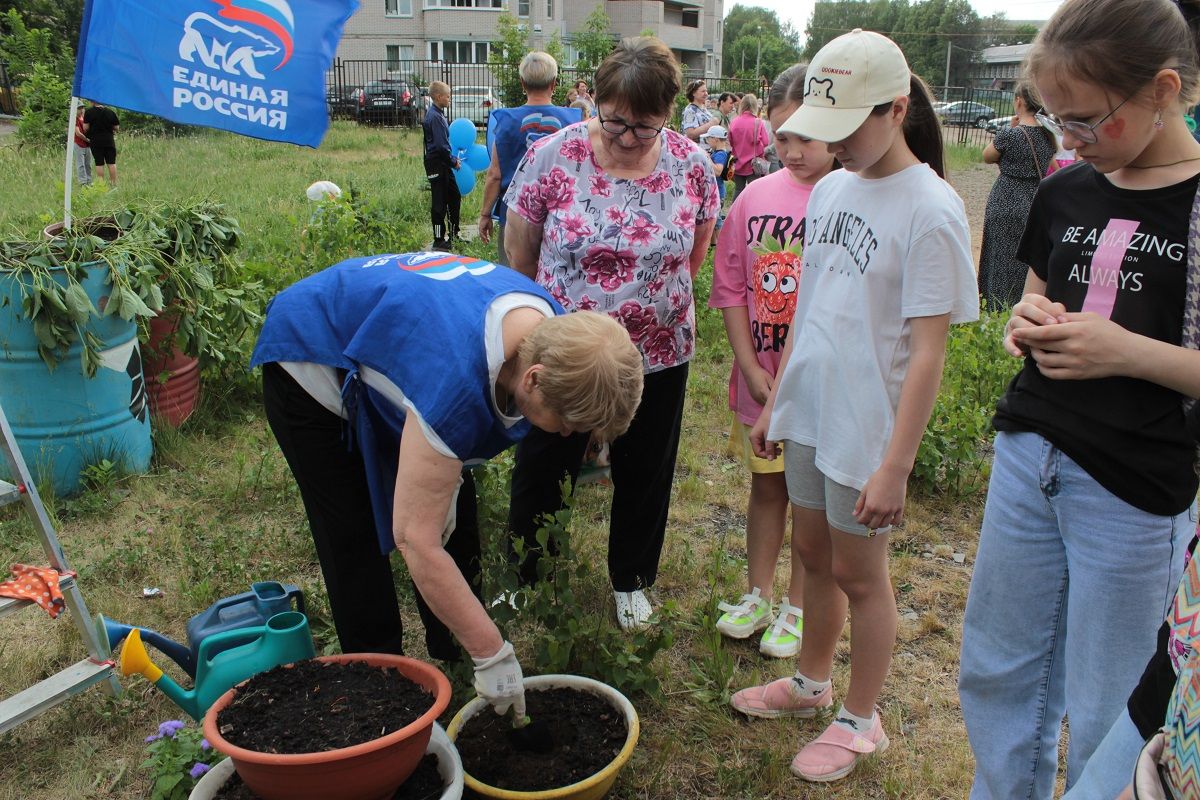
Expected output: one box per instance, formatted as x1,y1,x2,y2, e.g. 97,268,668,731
730,675,833,719
790,716,890,782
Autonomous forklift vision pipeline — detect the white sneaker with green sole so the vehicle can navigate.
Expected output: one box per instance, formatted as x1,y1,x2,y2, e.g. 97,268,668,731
760,597,803,658
716,587,772,639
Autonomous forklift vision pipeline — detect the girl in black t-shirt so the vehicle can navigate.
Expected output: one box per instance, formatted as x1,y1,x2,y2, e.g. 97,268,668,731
958,1,1200,798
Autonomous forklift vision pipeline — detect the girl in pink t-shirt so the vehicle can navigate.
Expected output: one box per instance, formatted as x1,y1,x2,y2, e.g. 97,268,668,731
708,65,836,658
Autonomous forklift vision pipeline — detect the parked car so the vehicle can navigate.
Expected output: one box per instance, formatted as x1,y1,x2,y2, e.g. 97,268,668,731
326,84,360,120
449,86,502,127
932,101,953,115
356,79,418,126
938,101,997,128
985,116,1014,132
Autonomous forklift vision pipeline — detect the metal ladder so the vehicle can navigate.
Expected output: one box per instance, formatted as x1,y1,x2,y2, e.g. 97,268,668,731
0,402,121,734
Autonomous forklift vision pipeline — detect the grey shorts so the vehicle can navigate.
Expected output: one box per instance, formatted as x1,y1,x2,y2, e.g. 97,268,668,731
782,442,889,537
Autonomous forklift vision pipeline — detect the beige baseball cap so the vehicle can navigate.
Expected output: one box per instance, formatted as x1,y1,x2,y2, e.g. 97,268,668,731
779,29,911,142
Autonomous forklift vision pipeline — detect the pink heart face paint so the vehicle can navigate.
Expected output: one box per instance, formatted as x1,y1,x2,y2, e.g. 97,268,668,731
1102,117,1125,139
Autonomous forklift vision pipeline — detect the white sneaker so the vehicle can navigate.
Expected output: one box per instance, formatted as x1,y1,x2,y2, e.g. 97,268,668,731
613,589,653,631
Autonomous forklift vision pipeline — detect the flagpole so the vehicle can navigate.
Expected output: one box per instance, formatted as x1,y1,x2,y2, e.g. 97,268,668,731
63,96,80,231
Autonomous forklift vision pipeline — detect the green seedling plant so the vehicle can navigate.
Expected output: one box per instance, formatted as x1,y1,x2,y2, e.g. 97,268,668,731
482,478,675,698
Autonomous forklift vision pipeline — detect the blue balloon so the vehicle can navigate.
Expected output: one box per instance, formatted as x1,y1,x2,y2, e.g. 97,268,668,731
465,143,491,172
454,166,476,195
449,117,477,151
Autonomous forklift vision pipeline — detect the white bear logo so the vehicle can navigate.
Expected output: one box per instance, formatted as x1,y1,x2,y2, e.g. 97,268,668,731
179,12,280,80
806,77,836,105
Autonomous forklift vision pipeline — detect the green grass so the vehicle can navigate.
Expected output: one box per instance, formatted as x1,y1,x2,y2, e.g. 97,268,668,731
0,124,985,799
946,143,985,172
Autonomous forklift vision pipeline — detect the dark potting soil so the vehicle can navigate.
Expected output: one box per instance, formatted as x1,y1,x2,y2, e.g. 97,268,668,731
455,687,627,792
215,659,435,754
212,754,444,799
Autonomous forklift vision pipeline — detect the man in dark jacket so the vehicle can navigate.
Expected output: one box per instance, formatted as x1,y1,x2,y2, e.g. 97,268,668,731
423,81,460,251
82,99,120,188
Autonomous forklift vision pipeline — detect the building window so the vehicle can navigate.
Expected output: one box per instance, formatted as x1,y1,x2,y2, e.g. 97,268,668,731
384,0,412,15
681,9,699,28
517,0,529,16
429,40,492,62
387,44,414,72
546,0,553,17
424,0,501,8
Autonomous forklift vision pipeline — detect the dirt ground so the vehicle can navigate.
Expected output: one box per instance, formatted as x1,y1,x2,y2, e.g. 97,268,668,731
946,161,998,262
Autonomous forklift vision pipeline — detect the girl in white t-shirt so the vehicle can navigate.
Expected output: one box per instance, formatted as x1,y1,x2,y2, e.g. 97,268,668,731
729,30,978,783
709,64,836,659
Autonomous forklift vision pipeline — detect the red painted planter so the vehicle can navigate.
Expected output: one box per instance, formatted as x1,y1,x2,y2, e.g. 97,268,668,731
202,654,452,800
143,313,200,426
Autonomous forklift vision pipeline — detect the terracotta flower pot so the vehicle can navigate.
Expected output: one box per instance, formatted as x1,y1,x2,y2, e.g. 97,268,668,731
202,654,451,800
143,312,200,426
446,674,640,800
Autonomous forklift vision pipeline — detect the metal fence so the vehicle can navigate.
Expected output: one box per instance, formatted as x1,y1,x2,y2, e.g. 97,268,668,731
0,61,16,116
931,85,1016,149
325,58,762,128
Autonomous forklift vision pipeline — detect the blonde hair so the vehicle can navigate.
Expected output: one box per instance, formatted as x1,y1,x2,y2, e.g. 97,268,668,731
520,51,558,91
518,311,643,442
738,93,760,115
429,80,450,98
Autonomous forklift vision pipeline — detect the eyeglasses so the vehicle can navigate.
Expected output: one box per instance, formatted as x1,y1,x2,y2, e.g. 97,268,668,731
597,109,664,140
1035,94,1132,145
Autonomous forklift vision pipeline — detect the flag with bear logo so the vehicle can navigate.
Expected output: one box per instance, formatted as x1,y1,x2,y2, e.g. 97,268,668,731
73,0,357,148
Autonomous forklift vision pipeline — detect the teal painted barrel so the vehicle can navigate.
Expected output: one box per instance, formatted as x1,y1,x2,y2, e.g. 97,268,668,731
0,251,152,496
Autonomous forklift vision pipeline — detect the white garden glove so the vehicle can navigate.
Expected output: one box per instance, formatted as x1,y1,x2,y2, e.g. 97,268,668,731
472,640,526,718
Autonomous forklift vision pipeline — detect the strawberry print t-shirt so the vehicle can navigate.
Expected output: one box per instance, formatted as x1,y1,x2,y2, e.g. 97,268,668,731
710,169,813,425
504,122,719,373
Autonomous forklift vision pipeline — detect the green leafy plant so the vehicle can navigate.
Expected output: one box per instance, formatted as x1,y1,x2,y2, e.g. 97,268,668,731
79,458,119,492
0,202,267,379
482,473,674,697
13,63,71,150
913,307,1016,495
142,719,225,800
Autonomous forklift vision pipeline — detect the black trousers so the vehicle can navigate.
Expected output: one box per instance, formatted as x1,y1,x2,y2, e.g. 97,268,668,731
262,362,480,662
507,362,689,591
424,154,461,242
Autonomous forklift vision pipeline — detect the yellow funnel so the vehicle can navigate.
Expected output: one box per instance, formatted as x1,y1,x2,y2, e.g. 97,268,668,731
120,628,164,683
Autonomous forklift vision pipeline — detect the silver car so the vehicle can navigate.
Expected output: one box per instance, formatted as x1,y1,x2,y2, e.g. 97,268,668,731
449,86,503,127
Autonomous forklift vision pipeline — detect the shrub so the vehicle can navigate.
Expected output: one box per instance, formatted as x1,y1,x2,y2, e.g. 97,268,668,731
14,63,70,150
142,719,225,800
913,307,1017,496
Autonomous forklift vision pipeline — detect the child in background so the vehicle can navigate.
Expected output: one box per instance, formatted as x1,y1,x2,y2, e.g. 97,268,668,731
709,65,836,659
959,0,1200,796
701,125,732,246
73,107,92,187
731,30,977,782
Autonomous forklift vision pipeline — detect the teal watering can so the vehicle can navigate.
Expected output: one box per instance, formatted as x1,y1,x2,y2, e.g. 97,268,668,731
120,611,316,720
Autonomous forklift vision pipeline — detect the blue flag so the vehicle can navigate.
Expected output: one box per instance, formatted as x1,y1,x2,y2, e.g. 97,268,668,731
73,0,357,148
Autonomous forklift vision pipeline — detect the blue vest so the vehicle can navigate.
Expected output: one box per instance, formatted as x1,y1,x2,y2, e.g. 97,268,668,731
486,105,582,224
252,253,562,553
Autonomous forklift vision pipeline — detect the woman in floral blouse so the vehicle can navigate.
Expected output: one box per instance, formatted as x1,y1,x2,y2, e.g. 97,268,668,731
503,36,719,631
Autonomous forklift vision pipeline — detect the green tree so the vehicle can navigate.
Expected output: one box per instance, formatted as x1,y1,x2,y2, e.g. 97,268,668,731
802,0,989,88
571,4,615,76
722,6,802,81
0,0,82,59
1,8,71,84
489,11,529,107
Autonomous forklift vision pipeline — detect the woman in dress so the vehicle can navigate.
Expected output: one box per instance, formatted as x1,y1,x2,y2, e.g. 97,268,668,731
977,83,1058,310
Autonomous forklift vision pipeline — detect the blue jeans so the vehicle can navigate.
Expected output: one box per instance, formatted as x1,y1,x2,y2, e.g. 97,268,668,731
1060,709,1145,798
959,432,1192,800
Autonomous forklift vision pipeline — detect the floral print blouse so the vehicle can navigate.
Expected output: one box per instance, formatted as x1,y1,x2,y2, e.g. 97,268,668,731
503,122,719,373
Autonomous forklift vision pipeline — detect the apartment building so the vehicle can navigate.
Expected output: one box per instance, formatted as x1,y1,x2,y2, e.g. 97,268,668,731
334,0,725,77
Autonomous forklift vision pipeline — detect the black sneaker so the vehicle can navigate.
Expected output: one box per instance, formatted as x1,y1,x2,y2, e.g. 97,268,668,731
431,239,450,252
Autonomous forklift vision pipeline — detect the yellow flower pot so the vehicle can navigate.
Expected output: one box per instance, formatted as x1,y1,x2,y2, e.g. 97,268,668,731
445,674,639,800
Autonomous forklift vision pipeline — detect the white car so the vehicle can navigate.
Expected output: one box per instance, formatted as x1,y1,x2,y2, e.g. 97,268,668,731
450,86,502,127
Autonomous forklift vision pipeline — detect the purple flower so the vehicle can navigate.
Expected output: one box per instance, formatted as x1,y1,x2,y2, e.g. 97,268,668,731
200,739,211,752
158,720,186,738
189,763,211,779
144,734,161,743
